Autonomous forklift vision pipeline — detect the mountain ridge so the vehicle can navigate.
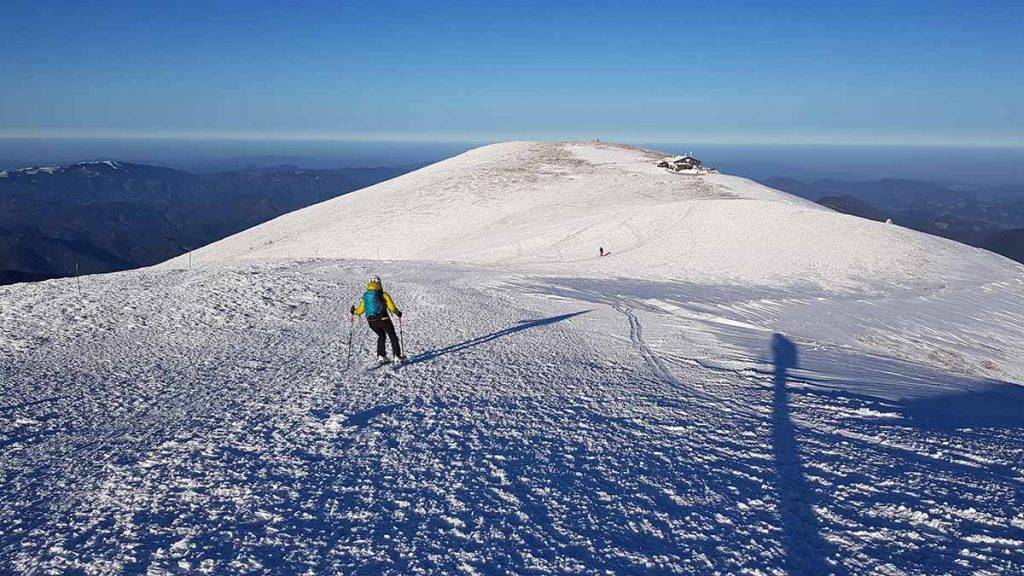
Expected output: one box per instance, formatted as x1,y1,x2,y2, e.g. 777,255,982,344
165,141,1017,292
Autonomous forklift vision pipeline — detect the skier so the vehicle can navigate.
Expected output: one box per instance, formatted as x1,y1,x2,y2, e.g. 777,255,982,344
599,246,605,257
350,276,405,363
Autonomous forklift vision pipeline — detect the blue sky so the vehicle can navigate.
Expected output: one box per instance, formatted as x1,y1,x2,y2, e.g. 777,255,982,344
1,1,1021,146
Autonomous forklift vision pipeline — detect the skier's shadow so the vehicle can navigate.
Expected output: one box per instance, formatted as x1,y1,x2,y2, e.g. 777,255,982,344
406,310,590,365
771,333,848,575
344,403,400,428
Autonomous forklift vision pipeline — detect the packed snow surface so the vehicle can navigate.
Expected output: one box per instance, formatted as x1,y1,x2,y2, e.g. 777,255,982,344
165,141,1014,291
3,142,1024,574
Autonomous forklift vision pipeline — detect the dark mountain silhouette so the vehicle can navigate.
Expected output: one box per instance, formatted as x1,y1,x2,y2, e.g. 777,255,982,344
1,161,208,204
764,177,969,212
816,195,888,222
0,162,410,284
762,176,822,201
983,229,1024,263
772,177,1024,265
973,184,1024,201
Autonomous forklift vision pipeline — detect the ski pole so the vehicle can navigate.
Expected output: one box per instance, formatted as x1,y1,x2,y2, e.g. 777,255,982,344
398,317,404,355
347,313,354,361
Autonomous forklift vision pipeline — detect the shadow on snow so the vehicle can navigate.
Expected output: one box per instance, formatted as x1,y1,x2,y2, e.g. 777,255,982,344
771,334,848,576
405,310,590,365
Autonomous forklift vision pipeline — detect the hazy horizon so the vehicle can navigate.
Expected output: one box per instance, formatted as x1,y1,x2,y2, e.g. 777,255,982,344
3,137,1024,188
4,2,1020,187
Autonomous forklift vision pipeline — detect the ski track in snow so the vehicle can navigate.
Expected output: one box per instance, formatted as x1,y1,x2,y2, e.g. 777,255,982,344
2,259,1023,575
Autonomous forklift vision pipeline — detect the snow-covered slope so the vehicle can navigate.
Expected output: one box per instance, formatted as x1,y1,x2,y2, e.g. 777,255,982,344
4,142,1024,574
164,141,1016,290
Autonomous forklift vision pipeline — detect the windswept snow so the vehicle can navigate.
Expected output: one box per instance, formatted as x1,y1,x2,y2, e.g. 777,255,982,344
3,141,1024,574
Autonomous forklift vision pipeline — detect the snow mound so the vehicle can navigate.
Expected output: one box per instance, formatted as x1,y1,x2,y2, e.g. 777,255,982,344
4,259,1024,574
161,141,1018,290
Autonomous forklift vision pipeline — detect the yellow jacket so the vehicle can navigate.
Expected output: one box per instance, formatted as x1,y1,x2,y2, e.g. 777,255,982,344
352,279,401,319
352,291,400,316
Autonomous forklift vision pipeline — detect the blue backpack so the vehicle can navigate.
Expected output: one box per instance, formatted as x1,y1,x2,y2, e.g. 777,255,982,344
363,290,385,318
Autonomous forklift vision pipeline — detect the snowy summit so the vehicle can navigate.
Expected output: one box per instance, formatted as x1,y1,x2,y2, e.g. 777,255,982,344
3,141,1024,574
167,141,1012,291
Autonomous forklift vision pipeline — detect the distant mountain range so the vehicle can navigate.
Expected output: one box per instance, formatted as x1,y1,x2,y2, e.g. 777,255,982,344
762,177,1024,264
0,161,411,284
981,228,1024,264
815,195,889,222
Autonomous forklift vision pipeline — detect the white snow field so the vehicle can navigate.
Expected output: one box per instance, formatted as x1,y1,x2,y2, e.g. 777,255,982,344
2,141,1024,575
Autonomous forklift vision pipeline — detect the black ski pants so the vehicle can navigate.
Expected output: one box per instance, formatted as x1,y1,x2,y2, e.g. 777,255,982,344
368,317,401,357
